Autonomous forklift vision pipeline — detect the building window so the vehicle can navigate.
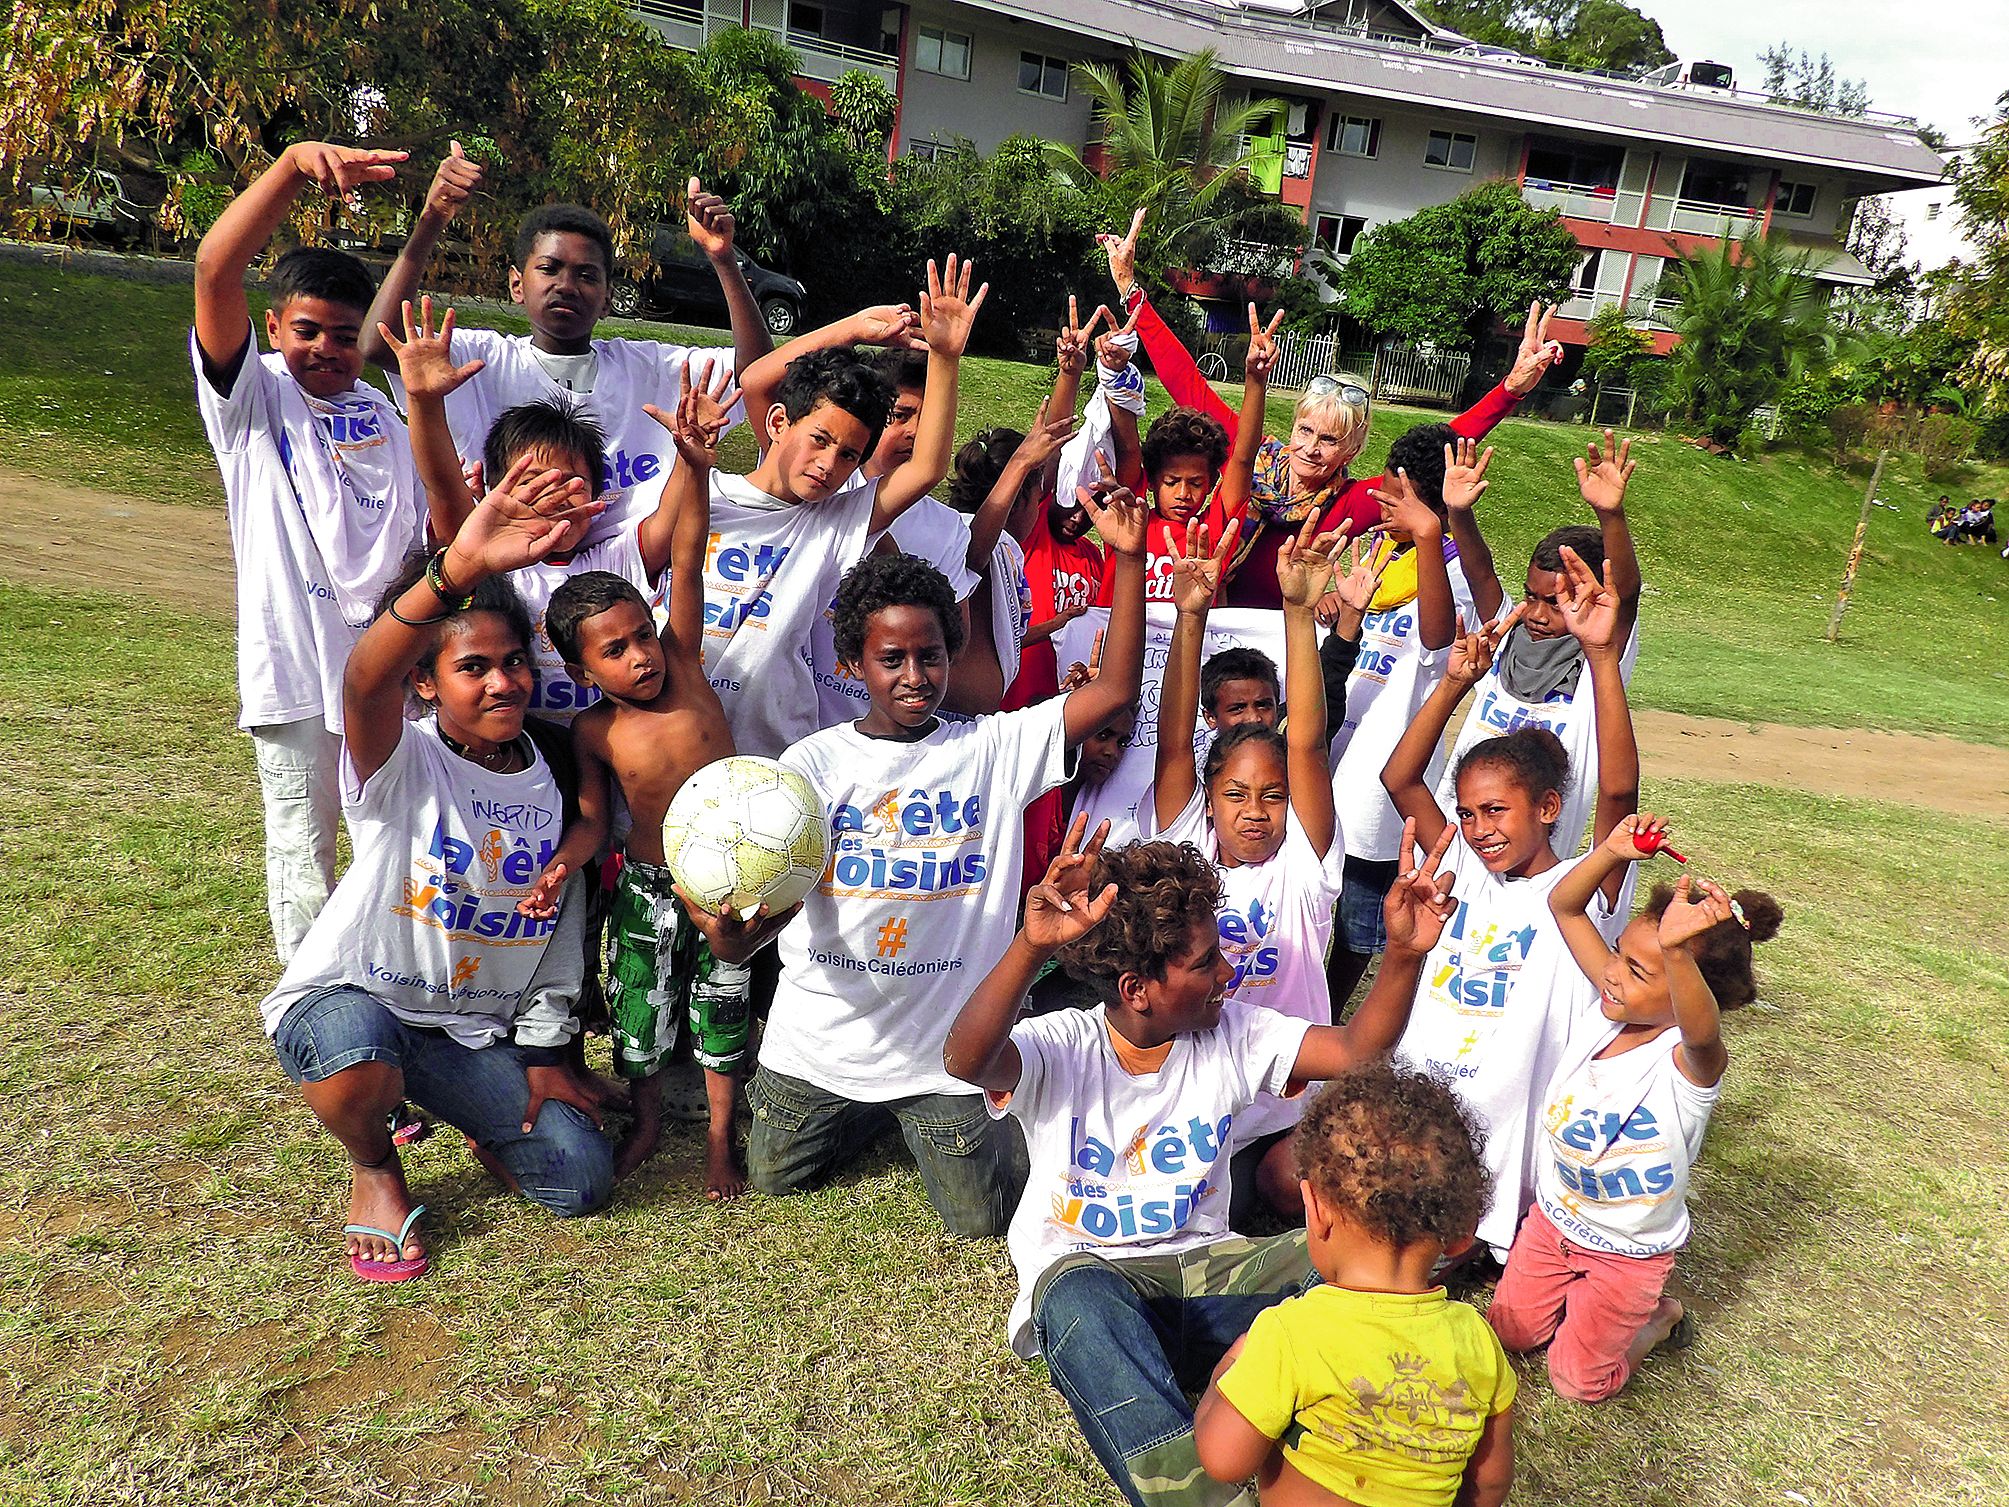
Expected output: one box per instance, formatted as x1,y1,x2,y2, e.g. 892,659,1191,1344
914,24,971,80
1926,202,1942,221
1314,213,1369,255
909,139,953,163
788,1,823,35
1776,180,1817,217
1019,51,1069,100
1326,115,1380,158
1424,130,1477,172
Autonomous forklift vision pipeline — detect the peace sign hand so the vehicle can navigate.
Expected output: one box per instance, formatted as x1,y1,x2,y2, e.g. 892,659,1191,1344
1056,296,1110,375
1023,814,1119,952
1095,303,1143,373
1446,604,1522,688
1098,206,1147,297
1557,544,1620,653
378,297,486,401
1244,303,1286,383
1383,818,1459,956
1060,627,1104,692
1504,300,1564,397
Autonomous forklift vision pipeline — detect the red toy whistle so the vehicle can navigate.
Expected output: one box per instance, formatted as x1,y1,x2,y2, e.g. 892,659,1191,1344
1633,830,1687,864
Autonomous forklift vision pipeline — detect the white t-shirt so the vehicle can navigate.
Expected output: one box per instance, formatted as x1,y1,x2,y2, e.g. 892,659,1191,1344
1394,835,1634,1258
768,699,1071,1101
394,328,737,537
1330,559,1475,862
261,721,568,1048
994,1000,1311,1357
192,331,424,734
1439,623,1641,857
701,471,879,756
1155,790,1345,1146
1535,1029,1720,1257
808,483,982,729
508,527,652,724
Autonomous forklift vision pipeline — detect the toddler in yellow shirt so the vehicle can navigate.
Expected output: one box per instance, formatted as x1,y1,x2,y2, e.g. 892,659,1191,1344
1195,1062,1516,1507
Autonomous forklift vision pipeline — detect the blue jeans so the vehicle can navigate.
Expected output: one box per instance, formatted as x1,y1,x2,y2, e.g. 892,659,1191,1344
1031,1234,1317,1507
745,1065,1026,1236
273,984,614,1218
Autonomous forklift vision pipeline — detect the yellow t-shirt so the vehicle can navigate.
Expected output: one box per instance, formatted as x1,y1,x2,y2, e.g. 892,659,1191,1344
1215,1285,1515,1507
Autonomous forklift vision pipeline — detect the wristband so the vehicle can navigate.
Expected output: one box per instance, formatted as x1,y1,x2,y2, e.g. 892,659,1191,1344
425,548,475,610
386,597,452,629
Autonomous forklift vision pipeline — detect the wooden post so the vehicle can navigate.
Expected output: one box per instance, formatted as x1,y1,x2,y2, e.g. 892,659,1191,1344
1824,449,1887,644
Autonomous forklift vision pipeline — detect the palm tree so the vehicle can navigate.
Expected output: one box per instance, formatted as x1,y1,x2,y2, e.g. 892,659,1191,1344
1047,49,1286,277
1656,228,1837,449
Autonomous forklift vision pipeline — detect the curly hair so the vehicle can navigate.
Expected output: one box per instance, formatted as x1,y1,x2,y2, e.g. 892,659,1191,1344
482,398,608,501
1141,405,1230,481
1454,727,1571,810
1058,842,1222,996
830,551,966,667
1293,1062,1490,1253
777,348,894,456
1383,422,1458,510
1642,883,1783,1011
1531,523,1605,579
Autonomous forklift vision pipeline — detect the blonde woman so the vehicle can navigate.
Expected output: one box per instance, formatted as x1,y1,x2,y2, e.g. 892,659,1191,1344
1099,208,1564,608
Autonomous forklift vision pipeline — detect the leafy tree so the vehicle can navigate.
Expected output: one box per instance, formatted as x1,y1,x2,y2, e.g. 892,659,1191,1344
1759,45,1870,117
1334,179,1579,348
1410,0,1672,73
1656,229,1837,449
828,69,896,159
1046,50,1295,292
1579,303,1652,390
1938,93,2009,415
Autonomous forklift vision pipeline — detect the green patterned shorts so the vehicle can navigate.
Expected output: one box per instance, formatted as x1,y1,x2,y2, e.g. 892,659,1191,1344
603,857,753,1078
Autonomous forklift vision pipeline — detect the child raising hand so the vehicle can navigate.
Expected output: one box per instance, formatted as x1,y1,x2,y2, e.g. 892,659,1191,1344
1489,814,1783,1403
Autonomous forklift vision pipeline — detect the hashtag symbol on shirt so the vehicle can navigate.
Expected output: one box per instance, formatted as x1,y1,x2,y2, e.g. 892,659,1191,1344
451,957,481,988
876,917,909,957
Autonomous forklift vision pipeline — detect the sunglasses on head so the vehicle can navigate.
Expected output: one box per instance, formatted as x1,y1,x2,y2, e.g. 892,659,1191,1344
1305,374,1371,406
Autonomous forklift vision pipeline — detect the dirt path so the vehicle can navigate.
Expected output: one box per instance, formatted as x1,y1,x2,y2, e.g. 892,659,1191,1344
6,470,2007,820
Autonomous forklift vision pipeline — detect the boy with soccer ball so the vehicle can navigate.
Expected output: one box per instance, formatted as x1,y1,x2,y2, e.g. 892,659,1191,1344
543,373,794,1197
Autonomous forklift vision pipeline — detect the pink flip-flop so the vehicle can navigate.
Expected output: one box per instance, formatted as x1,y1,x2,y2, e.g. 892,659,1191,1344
344,1205,429,1283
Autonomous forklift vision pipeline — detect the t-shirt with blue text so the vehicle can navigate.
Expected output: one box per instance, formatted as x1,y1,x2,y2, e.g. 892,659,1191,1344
701,471,879,756
1394,835,1634,1257
768,698,1070,1102
260,720,570,1048
993,1000,1311,1357
1153,788,1345,1146
1535,1028,1720,1257
192,330,424,733
508,526,652,724
390,329,737,542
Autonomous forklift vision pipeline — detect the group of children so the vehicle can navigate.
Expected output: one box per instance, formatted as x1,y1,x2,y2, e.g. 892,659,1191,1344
197,145,1785,1507
1929,493,1999,548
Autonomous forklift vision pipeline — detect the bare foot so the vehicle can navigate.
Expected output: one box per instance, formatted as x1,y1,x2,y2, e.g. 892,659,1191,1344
704,1135,747,1201
1625,1296,1687,1370
346,1157,423,1263
614,1115,662,1181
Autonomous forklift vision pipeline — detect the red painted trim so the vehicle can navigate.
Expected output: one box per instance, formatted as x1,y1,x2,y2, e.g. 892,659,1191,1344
1760,169,1777,235
1516,134,1530,185
1551,316,1678,355
889,7,908,165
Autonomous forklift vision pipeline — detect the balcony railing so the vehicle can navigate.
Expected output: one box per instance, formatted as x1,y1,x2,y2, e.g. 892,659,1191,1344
629,0,899,86
1664,196,1766,237
1521,178,1624,224
1559,289,1680,330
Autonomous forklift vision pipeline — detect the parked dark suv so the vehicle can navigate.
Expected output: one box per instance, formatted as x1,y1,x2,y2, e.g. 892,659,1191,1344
609,226,806,335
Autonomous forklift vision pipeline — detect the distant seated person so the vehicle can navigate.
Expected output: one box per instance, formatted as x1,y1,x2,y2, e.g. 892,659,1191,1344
1954,498,1997,546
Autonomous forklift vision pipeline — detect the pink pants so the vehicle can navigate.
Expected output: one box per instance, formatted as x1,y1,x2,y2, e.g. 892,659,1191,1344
1487,1204,1677,1403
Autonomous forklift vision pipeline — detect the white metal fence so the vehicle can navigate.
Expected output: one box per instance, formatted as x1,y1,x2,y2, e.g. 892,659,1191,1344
1268,329,1472,406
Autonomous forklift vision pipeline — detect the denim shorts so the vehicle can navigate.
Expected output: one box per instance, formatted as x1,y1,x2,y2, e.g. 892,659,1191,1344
1338,854,1401,955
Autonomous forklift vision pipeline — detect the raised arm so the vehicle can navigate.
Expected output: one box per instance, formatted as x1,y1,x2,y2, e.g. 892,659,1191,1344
377,296,487,541
1573,429,1642,641
1274,513,1342,855
1370,468,1457,650
1048,296,1105,424
1100,207,1234,426
1444,300,1562,443
195,142,407,373
1442,438,1505,623
1556,545,1639,873
943,815,1116,1092
637,355,736,585
734,304,921,452
342,460,601,782
962,400,1074,567
684,177,774,379
1218,304,1283,521
1656,877,1734,1089
1381,613,1516,851
359,143,483,368
1292,821,1457,1075
1152,517,1240,826
1063,483,1152,747
1095,317,1148,492
872,254,989,529
1546,816,1651,983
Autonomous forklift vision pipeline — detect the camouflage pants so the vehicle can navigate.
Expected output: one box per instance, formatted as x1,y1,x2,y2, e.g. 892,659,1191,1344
1031,1233,1317,1507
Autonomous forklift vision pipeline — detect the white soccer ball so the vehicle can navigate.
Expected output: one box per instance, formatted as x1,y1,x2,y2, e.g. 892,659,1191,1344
662,755,830,919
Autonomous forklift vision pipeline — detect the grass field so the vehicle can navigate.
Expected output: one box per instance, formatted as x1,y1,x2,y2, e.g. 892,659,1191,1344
3,256,2008,1505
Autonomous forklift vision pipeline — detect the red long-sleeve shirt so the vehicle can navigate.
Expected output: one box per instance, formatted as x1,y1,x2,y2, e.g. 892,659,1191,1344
1123,288,1523,610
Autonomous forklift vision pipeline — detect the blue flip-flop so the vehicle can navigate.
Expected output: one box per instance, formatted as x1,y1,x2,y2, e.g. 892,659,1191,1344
345,1204,429,1283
